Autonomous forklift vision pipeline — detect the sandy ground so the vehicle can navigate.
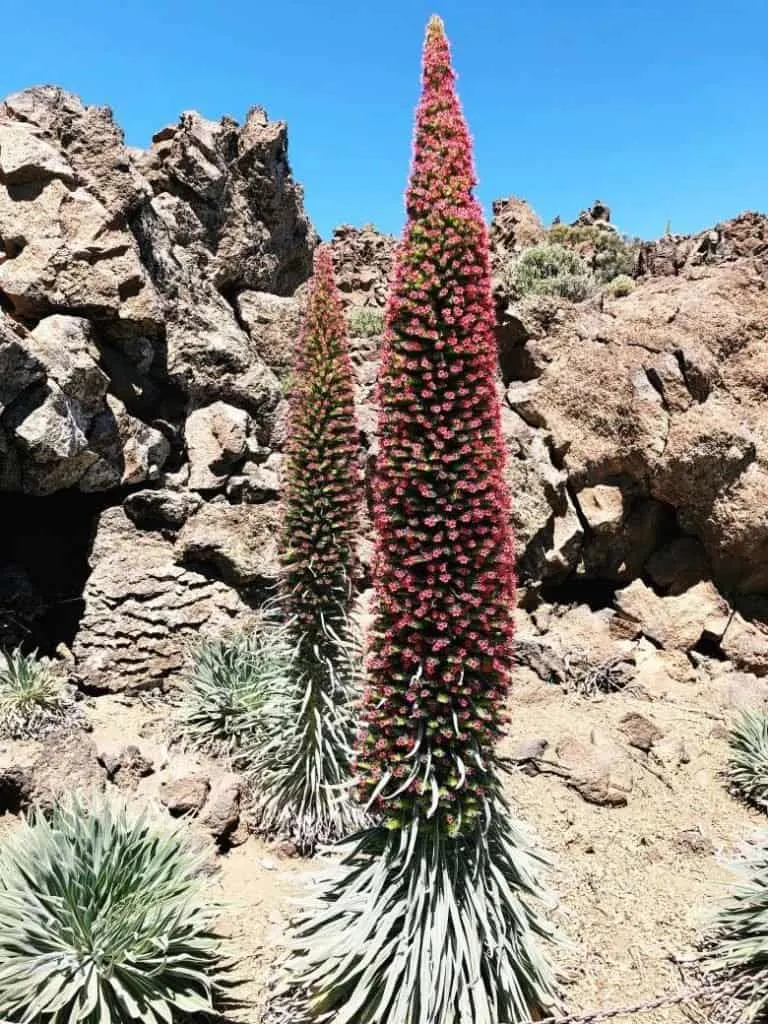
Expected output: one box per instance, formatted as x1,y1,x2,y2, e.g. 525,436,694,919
1,665,763,1024
498,672,763,1024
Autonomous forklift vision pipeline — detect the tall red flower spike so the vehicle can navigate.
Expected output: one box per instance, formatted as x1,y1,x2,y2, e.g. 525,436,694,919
280,22,559,1022
250,244,365,851
282,245,362,636
355,14,516,835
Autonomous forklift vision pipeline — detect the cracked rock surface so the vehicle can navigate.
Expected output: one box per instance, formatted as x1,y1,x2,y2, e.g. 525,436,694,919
1,84,767,696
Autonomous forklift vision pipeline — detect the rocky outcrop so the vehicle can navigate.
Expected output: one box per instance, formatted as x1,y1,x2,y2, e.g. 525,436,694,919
235,291,304,380
2,82,768,699
136,106,314,295
0,86,314,499
490,196,546,264
721,614,768,677
0,86,314,685
490,208,768,716
573,199,613,227
494,241,768,599
638,211,768,277
185,401,250,491
328,224,396,308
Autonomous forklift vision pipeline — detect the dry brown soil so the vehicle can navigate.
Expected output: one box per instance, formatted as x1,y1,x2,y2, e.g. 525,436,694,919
2,668,762,1024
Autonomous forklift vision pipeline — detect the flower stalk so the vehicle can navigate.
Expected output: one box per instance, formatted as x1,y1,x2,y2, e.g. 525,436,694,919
277,16,561,1023
250,246,365,851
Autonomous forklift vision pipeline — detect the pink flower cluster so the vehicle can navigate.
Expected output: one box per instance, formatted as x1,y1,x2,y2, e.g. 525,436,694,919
282,246,362,635
355,18,517,834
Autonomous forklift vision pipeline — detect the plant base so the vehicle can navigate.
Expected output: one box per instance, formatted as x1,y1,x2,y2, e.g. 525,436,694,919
249,667,367,854
276,793,561,1024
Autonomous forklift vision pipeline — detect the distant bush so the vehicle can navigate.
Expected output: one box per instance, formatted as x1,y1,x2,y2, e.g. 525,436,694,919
179,626,291,759
604,274,635,298
347,306,385,338
548,223,640,283
0,647,76,739
727,708,768,809
506,243,595,302
0,792,230,1022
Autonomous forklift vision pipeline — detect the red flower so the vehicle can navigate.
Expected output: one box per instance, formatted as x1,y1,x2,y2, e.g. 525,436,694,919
357,16,517,833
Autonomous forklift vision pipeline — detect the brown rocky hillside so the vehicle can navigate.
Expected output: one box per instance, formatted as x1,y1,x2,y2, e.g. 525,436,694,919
1,86,768,1022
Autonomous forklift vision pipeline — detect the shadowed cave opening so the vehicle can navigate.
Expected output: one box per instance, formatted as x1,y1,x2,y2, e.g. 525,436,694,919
537,577,621,611
692,632,730,662
0,491,114,656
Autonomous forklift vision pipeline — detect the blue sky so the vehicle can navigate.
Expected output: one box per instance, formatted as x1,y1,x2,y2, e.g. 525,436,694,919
2,0,765,242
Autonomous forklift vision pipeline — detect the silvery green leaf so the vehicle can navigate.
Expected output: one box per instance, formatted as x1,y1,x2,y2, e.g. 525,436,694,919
0,792,231,1023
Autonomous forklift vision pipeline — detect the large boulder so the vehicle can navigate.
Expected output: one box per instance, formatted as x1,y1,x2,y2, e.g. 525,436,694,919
136,107,316,296
174,502,282,588
613,579,731,651
1,86,148,216
26,315,108,414
72,508,255,692
0,310,171,494
81,395,170,491
185,401,250,491
0,183,161,324
722,614,768,677
0,123,75,185
490,196,546,269
123,488,202,531
163,286,282,417
7,382,98,493
5,385,169,496
0,93,161,325
235,291,302,380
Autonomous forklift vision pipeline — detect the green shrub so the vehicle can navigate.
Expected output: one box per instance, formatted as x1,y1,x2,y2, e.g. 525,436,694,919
179,626,291,759
0,647,75,739
727,709,768,810
548,222,639,283
0,792,230,1023
347,306,385,338
507,243,595,302
604,274,635,298
704,834,768,1020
